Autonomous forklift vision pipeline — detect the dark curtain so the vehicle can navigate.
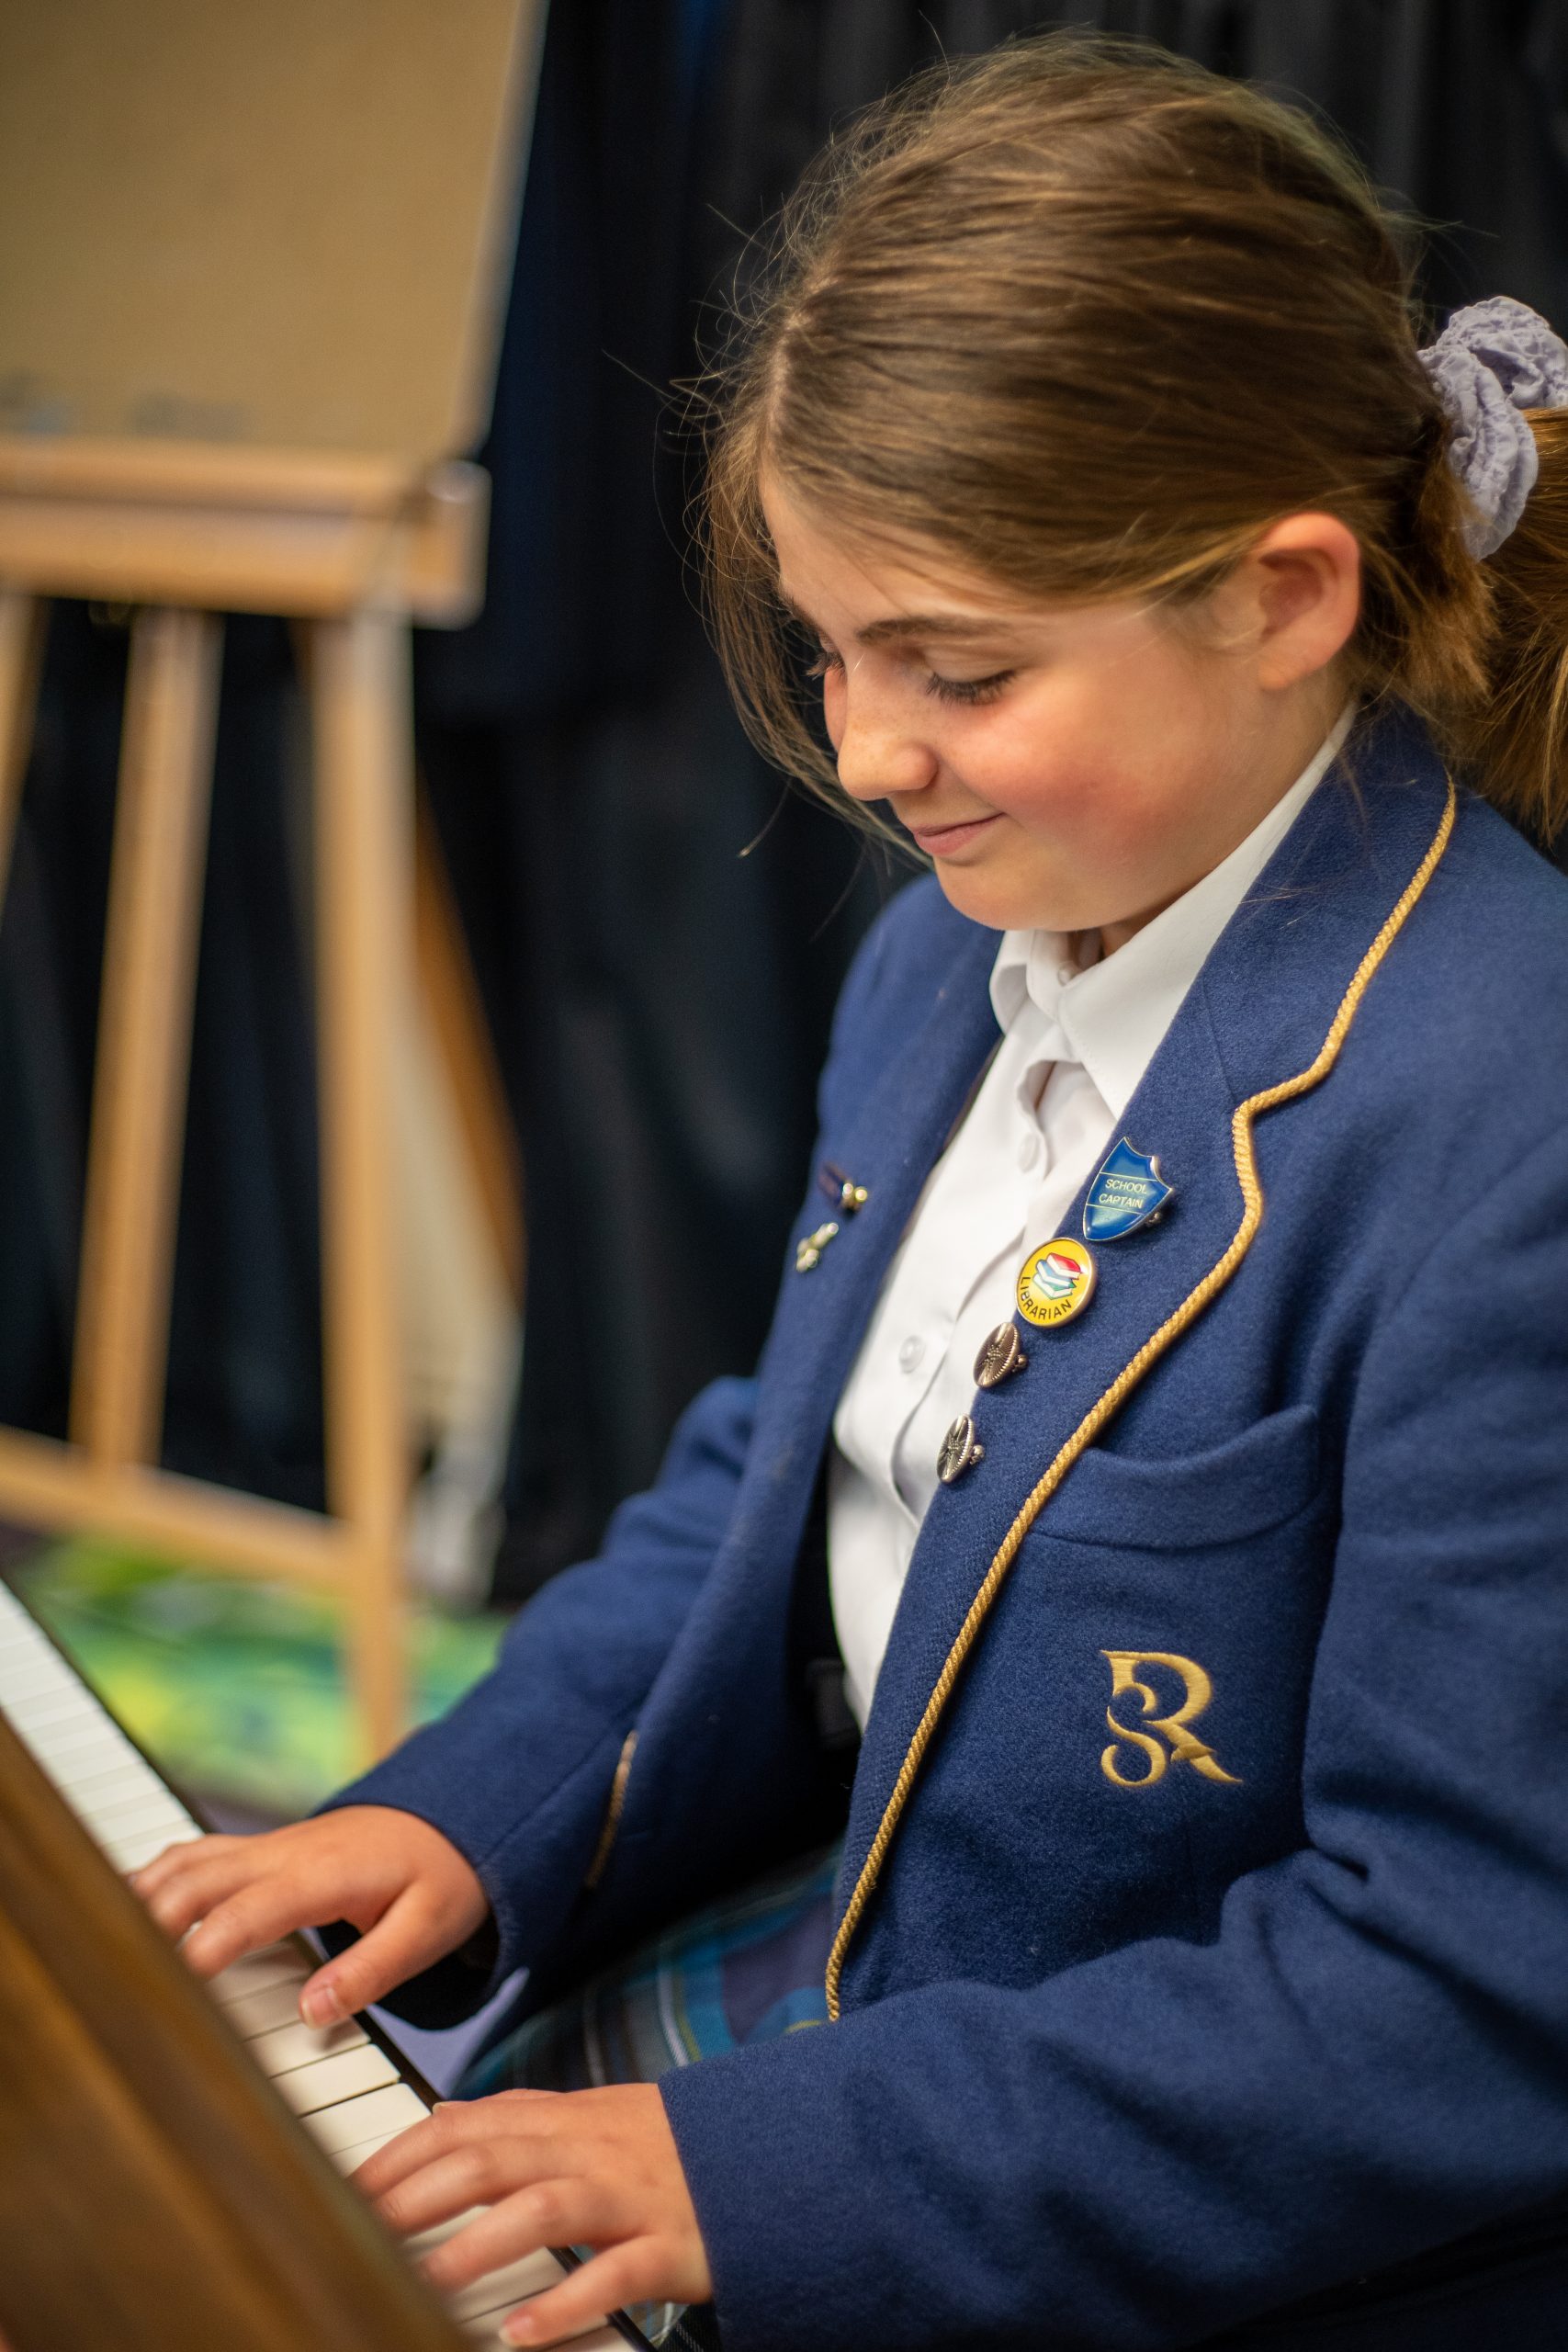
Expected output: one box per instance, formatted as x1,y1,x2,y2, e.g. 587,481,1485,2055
1,1,1563,1589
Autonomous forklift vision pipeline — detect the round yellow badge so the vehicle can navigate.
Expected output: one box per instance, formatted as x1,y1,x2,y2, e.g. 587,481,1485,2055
1016,1236,1098,1329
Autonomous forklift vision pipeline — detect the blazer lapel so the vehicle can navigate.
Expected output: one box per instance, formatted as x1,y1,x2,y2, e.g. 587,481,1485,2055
741,906,1002,1544
842,711,1458,1901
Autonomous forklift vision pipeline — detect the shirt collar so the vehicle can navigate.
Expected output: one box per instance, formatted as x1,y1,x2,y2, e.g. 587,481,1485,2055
988,704,1356,1118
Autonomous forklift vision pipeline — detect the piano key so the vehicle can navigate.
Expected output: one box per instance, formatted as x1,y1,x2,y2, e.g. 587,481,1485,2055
248,2014,368,2076
406,2209,484,2257
26,1718,144,1773
3,1684,102,1730
450,2248,569,2320
326,2128,410,2173
62,1755,181,1813
37,1740,160,1800
299,2079,430,2154
0,1652,85,1702
105,1822,206,1871
462,2315,620,2347
222,1977,313,2039
207,1940,311,2005
275,2040,401,2116
73,1786,193,1839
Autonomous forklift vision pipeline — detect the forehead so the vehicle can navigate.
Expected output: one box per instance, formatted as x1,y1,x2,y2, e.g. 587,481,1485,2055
761,471,1034,638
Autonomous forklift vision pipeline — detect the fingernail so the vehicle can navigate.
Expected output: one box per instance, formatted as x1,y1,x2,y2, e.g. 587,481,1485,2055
301,1981,344,2027
502,2320,537,2346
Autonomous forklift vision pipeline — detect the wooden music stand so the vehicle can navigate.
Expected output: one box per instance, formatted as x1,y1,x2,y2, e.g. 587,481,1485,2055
0,0,546,1763
0,444,490,1760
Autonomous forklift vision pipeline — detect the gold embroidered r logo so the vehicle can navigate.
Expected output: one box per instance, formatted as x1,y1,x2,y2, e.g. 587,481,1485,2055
1100,1651,1241,1788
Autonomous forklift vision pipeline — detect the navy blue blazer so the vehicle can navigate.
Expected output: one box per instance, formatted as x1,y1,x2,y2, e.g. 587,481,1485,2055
337,710,1568,2350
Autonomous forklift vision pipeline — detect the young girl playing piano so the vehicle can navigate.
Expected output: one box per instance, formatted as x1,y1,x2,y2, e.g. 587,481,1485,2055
137,36,1568,2350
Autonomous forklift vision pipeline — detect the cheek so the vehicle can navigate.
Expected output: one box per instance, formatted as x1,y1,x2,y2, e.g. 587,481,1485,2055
821,670,846,751
982,679,1211,850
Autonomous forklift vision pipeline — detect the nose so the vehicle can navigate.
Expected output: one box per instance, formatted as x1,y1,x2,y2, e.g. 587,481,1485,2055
830,667,939,804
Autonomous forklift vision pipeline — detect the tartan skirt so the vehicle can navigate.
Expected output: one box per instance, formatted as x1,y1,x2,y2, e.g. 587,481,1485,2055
457,1846,840,2349
460,1842,840,2098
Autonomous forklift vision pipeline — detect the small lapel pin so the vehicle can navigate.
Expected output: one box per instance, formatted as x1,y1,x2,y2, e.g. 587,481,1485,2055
937,1413,984,1485
1083,1138,1173,1243
1017,1237,1097,1329
818,1161,870,1215
974,1323,1028,1389
795,1221,840,1273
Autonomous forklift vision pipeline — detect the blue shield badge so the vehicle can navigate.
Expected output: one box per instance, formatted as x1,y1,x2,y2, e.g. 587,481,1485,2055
1083,1137,1173,1242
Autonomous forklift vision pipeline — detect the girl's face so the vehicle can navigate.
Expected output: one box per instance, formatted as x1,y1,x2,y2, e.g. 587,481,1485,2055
761,481,1359,947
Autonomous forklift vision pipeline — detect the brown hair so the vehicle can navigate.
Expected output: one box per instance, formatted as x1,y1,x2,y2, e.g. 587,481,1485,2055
701,34,1568,843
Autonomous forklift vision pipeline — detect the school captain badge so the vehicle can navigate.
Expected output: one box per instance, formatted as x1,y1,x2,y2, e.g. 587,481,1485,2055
1016,1236,1097,1329
1083,1137,1172,1242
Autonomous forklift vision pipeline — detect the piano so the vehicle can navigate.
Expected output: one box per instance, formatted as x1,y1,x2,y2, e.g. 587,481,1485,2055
0,1576,710,2352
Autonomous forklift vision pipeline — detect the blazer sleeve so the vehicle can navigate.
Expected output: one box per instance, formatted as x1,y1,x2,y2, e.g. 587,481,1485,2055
315,886,925,2022
661,1116,1568,2352
319,1372,758,2017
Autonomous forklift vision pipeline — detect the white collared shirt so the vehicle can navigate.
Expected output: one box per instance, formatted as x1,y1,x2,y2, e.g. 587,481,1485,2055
827,707,1355,1727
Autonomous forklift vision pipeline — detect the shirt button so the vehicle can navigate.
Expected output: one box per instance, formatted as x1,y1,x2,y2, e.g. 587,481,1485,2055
1056,961,1076,986
898,1335,926,1373
1016,1131,1042,1171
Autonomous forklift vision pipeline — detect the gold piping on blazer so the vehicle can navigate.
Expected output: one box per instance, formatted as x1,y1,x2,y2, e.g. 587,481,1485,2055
584,1727,639,1890
824,780,1458,2022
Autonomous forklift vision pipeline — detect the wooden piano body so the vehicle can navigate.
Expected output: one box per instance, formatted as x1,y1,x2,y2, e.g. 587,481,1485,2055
0,1579,644,2352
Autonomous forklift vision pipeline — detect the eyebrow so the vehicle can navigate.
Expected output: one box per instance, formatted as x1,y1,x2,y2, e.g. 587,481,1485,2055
778,592,1018,648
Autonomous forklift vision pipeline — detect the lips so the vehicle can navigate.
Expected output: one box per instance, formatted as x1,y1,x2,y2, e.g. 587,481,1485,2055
907,812,1000,855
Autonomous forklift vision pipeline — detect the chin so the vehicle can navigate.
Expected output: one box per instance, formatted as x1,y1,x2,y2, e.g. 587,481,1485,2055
931,864,1081,936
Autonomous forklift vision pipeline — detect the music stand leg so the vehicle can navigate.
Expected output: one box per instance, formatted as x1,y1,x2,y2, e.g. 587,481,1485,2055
0,587,46,915
70,606,221,1471
311,608,410,1762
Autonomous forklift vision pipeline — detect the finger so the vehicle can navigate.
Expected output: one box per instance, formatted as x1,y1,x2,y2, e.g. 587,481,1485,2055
376,2134,586,2247
130,1833,241,1897
297,1883,443,2023
353,2091,568,2201
135,1846,265,1940
496,2243,657,2347
179,1880,334,1978
421,2175,638,2297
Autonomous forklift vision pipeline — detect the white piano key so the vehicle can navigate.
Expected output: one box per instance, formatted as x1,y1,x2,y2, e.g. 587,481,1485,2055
57,1755,173,1813
105,1822,206,1871
406,2209,484,2257
326,2128,409,2173
208,1942,312,2007
0,1652,85,1702
450,2248,569,2321
27,1718,143,1772
248,2014,368,2076
462,2315,619,2347
35,1742,152,1801
222,1977,312,2039
73,1786,193,1840
4,1685,101,1731
275,2041,400,2116
299,2079,430,2153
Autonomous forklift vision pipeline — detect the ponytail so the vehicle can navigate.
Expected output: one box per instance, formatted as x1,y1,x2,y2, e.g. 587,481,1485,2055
1460,412,1568,843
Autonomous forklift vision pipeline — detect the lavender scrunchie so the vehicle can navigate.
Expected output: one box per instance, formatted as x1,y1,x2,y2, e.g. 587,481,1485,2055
1419,296,1568,558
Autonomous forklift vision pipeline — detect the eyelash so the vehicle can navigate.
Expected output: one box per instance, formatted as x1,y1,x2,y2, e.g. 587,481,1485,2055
806,648,1017,707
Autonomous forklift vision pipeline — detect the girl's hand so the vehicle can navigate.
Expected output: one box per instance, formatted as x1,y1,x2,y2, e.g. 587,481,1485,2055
353,2084,714,2346
130,1806,490,2023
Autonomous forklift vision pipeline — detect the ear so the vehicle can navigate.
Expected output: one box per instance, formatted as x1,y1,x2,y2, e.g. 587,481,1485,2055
1235,513,1362,691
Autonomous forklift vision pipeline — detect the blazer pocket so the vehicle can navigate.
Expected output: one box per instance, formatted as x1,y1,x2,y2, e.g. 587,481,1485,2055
1041,1405,1323,1553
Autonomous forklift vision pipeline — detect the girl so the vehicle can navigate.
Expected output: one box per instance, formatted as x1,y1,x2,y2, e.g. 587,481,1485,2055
136,36,1568,2351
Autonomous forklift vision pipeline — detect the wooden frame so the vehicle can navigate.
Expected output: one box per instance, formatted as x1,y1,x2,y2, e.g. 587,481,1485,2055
0,435,492,1761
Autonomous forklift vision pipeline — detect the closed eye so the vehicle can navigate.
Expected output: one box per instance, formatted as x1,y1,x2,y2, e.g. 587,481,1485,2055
925,669,1016,707
806,647,1015,707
